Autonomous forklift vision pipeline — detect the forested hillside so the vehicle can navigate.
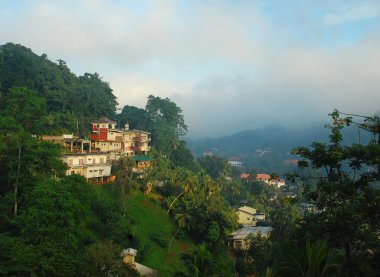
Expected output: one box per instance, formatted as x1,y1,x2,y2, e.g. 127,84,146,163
187,124,372,174
0,43,237,276
0,43,379,276
0,43,117,135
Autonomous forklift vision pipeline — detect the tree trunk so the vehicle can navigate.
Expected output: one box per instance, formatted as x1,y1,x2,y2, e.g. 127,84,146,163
14,140,22,217
168,227,180,253
167,191,184,214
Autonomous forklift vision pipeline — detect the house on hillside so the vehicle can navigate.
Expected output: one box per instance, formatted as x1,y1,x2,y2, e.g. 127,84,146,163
237,206,266,226
255,173,285,188
43,116,152,182
42,134,92,154
132,155,155,173
256,173,271,183
121,248,157,277
228,157,243,167
228,226,273,250
284,159,299,166
270,178,286,188
61,153,113,184
90,117,150,158
240,173,251,182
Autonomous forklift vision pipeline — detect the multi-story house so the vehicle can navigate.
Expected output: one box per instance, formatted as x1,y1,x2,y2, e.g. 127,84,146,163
90,117,150,158
61,153,112,184
237,206,266,226
255,173,285,188
43,117,151,183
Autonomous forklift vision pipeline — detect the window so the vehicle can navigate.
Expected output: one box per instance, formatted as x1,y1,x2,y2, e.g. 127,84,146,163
71,171,75,175
100,158,104,163
79,159,84,165
68,159,73,166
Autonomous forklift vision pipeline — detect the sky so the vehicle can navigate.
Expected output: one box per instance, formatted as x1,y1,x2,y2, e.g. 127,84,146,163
0,0,379,137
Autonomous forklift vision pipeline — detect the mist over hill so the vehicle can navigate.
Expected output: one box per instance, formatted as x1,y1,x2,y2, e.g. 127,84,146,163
186,124,371,174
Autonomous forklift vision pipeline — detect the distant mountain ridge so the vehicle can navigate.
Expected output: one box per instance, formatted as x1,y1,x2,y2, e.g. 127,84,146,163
186,124,370,174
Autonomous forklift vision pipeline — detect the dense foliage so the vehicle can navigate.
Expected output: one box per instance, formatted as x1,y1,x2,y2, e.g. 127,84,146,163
0,43,117,135
1,43,378,276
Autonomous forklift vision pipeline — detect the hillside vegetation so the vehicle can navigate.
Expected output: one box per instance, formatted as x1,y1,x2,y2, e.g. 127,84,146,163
0,43,379,276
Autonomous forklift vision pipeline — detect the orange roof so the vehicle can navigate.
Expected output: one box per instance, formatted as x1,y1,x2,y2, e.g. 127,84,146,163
240,173,251,179
284,159,299,165
256,174,270,180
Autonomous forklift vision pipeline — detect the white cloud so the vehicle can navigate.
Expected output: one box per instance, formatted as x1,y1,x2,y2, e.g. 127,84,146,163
0,0,380,137
324,4,380,26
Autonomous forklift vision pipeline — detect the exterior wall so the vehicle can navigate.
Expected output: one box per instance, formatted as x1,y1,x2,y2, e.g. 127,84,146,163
61,154,112,182
237,210,257,226
91,127,150,157
254,213,266,221
228,160,243,167
93,141,122,152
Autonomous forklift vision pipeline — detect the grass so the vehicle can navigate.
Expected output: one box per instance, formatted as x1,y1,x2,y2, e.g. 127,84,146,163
122,190,194,276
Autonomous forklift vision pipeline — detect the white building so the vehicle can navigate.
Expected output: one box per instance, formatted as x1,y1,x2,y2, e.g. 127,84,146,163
61,153,112,184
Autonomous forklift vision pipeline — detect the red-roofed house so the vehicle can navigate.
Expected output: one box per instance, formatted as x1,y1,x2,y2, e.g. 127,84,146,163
240,173,251,181
284,159,299,166
256,174,271,182
256,174,285,188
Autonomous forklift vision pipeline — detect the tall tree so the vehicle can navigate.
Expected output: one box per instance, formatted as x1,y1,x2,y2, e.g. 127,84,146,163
0,87,51,217
117,105,149,130
145,95,187,156
292,110,380,275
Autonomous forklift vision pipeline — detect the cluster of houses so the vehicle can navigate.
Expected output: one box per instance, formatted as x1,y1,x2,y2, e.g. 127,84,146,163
240,173,286,188
42,117,152,184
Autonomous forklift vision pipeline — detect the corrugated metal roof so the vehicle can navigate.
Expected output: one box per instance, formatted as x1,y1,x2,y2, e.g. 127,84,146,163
91,116,117,124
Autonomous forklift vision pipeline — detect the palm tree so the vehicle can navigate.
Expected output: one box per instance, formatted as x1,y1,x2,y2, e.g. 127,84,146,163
190,243,214,277
168,211,193,252
275,240,343,277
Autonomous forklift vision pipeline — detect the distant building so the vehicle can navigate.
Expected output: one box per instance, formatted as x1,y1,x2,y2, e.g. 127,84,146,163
240,173,251,182
228,157,243,167
255,174,285,188
256,149,270,157
256,173,271,182
228,226,273,250
237,206,257,226
284,159,299,166
203,150,214,157
237,206,266,226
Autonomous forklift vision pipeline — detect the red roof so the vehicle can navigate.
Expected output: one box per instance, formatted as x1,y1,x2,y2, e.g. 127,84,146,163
240,173,251,179
284,159,299,165
256,174,270,180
